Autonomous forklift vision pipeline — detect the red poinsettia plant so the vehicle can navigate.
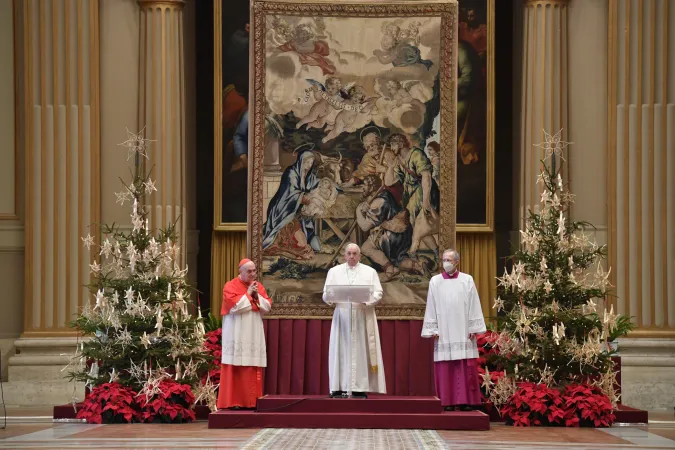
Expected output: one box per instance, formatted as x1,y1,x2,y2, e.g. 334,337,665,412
563,383,615,427
476,330,504,410
139,379,197,423
500,382,570,427
203,328,222,386
500,382,615,428
76,383,141,424
476,331,615,428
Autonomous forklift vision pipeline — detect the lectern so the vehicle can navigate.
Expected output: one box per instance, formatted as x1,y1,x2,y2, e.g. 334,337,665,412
324,284,372,397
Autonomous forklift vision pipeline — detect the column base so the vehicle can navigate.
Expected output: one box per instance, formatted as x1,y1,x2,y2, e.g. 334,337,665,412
5,337,86,407
2,380,85,408
263,166,282,177
618,338,675,410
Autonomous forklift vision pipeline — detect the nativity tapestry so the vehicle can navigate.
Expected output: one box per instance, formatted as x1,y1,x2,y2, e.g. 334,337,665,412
248,0,458,319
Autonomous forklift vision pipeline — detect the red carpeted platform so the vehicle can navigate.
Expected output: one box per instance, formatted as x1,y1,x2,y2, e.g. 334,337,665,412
257,394,442,414
613,405,649,423
207,395,490,430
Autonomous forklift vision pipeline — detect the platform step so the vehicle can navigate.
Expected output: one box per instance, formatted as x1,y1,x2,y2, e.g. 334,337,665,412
256,395,443,414
614,405,649,424
208,410,490,430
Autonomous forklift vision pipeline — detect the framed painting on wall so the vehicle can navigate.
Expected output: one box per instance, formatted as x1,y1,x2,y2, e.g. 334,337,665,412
247,0,458,319
455,0,494,232
213,0,252,230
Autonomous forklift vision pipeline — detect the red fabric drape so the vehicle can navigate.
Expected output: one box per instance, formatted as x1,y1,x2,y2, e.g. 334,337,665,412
263,319,435,396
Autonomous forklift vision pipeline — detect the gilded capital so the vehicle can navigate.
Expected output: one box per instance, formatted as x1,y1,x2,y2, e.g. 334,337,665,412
138,0,185,8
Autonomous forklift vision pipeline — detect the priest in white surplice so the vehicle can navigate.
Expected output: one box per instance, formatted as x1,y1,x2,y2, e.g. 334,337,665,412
323,243,386,398
422,249,486,411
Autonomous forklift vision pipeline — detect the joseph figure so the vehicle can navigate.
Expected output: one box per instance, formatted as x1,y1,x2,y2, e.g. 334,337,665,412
385,133,439,259
322,244,387,398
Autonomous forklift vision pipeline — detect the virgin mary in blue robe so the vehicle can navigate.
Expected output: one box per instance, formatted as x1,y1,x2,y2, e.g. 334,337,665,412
262,149,320,251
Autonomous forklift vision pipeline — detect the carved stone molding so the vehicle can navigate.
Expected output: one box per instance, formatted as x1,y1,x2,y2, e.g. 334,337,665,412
523,0,569,6
138,0,185,9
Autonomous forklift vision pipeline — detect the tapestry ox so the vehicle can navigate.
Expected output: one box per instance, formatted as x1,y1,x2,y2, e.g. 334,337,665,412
248,2,457,319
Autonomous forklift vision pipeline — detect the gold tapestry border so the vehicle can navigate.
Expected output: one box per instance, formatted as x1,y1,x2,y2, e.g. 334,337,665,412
264,304,426,320
253,2,454,15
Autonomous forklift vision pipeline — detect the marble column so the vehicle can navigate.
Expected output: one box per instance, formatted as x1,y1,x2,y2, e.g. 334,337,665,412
607,0,674,332
518,0,569,227
137,0,187,266
6,0,100,406
607,0,675,411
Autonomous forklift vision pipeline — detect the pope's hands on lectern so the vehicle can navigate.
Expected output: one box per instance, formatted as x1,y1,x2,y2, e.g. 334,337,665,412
322,243,386,398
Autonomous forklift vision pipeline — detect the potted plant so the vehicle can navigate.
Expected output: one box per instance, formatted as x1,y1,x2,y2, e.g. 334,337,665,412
607,315,636,353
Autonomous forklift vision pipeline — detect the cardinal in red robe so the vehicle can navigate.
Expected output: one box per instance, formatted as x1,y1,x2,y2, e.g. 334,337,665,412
216,258,272,410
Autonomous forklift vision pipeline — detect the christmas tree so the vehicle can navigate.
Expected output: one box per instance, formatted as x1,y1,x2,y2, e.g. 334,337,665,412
65,129,217,423
482,131,633,422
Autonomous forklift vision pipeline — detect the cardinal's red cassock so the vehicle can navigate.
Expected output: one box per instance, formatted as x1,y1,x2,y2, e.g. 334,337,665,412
216,263,272,409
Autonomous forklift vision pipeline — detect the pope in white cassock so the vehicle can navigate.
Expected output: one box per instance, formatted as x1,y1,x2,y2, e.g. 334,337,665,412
323,243,387,398
422,249,486,411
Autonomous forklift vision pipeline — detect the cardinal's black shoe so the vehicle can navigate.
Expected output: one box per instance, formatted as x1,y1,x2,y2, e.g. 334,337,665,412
330,391,346,398
351,392,368,399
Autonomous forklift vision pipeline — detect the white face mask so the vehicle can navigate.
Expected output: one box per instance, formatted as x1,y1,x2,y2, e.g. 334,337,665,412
443,261,455,273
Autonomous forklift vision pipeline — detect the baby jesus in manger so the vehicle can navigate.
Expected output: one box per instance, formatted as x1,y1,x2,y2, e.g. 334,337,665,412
300,177,339,218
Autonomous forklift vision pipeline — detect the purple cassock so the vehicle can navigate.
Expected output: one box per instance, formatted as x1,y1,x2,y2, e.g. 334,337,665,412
422,270,486,407
434,358,482,407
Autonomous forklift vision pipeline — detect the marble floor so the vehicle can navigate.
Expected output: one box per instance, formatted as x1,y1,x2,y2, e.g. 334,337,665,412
0,409,674,449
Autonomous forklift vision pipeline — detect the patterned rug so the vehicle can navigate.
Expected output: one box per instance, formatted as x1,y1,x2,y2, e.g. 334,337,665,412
239,428,449,449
